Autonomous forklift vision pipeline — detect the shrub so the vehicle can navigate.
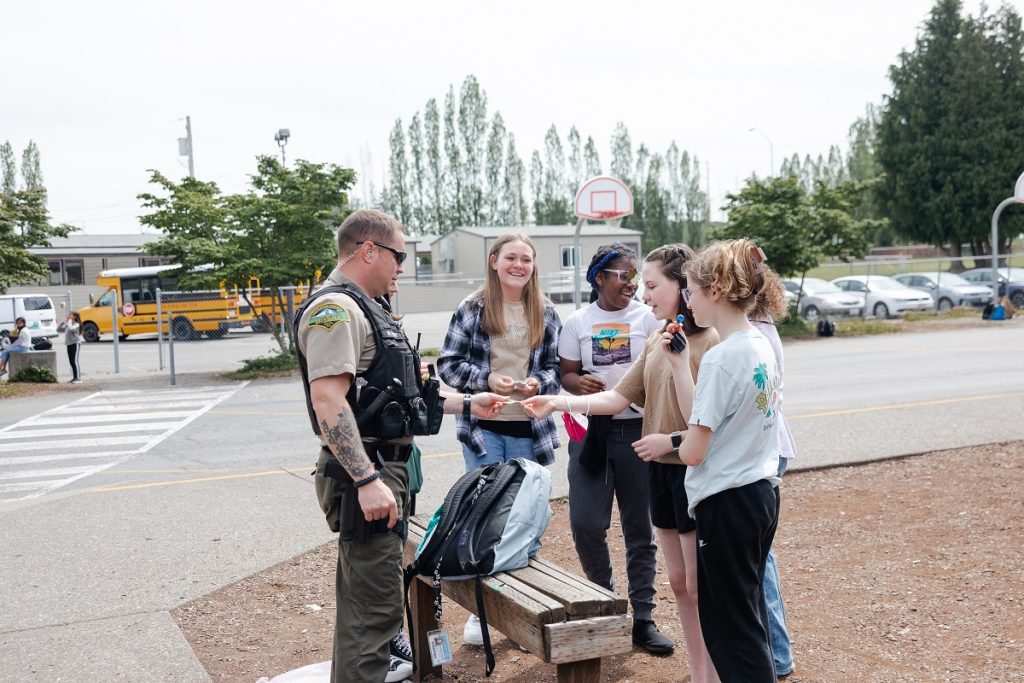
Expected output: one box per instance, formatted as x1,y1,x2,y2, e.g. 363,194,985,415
13,365,58,383
228,352,299,379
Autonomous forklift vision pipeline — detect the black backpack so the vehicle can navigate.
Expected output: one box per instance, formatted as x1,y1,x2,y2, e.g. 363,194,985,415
404,458,552,677
32,337,53,350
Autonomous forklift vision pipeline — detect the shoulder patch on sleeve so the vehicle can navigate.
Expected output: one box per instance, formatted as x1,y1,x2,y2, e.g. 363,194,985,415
307,302,350,330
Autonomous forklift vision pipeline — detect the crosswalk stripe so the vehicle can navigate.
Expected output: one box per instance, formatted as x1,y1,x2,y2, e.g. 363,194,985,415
0,422,182,440
22,411,197,426
0,451,140,466
0,436,156,453
92,386,234,397
0,465,97,481
57,400,214,414
0,381,249,502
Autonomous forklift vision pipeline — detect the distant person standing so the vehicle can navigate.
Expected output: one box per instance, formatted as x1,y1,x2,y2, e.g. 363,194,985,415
59,312,83,384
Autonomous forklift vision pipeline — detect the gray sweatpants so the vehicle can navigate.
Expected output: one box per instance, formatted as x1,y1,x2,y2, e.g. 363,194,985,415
567,418,657,621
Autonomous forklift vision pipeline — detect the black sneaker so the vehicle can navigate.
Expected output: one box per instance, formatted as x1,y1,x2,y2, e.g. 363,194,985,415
385,655,412,682
632,619,675,655
390,631,413,663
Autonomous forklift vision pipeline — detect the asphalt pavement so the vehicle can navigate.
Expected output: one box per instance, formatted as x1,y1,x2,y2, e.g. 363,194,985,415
1,319,1023,681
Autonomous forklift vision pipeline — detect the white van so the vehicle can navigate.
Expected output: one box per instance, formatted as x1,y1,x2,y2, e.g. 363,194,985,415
0,293,59,340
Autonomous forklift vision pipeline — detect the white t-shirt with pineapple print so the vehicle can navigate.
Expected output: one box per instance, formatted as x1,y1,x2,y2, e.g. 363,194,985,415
685,328,782,518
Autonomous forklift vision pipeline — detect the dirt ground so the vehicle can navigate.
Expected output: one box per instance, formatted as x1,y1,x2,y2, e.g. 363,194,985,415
174,441,1024,683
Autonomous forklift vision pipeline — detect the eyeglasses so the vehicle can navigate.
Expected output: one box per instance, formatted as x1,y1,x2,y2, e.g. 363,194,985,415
681,284,704,304
602,268,639,285
357,241,407,265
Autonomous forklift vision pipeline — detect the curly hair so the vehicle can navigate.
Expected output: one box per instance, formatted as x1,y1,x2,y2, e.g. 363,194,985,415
685,239,767,313
644,243,701,335
748,265,789,323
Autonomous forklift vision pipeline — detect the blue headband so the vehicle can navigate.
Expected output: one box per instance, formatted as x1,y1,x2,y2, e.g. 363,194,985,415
586,250,622,286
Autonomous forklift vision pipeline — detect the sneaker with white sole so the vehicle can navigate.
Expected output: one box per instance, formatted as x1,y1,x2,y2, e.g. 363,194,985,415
390,631,412,662
463,614,484,646
385,654,412,682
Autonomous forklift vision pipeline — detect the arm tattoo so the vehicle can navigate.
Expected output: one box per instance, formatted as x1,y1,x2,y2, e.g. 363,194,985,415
320,403,373,479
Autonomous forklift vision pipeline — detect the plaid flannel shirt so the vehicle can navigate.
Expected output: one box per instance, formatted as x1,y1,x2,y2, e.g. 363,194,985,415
438,295,562,465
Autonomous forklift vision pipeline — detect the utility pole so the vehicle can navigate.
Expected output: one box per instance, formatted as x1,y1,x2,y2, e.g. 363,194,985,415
185,116,195,178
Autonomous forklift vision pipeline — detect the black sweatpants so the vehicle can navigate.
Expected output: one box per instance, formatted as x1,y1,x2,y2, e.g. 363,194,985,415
67,343,81,381
695,479,779,683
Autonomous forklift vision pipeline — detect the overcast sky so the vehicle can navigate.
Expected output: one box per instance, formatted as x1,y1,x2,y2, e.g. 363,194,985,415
2,0,1009,234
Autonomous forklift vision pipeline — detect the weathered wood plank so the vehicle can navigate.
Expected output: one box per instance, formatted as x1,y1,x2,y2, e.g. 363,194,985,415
511,565,614,617
544,615,633,665
556,658,601,683
531,557,629,614
409,574,442,682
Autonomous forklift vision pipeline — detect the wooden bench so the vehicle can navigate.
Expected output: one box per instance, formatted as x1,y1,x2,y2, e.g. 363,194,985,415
405,516,632,682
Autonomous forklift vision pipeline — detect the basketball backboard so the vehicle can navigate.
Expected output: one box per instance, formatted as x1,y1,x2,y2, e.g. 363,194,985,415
574,176,633,221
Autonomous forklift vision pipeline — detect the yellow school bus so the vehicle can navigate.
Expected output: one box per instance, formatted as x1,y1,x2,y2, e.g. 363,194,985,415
78,265,242,342
239,277,314,332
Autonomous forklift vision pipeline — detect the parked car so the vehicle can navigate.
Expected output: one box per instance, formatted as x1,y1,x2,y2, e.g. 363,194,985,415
831,275,934,318
891,272,993,311
783,278,864,320
960,267,1024,308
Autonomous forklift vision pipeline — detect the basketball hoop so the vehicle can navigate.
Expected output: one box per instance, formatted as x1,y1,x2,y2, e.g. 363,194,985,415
574,176,634,222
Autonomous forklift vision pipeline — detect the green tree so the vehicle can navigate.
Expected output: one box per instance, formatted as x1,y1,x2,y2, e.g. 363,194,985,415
423,98,445,233
539,125,571,224
407,113,427,233
567,126,583,197
583,136,602,178
458,76,489,226
0,142,15,195
140,157,355,351
609,122,633,187
484,112,507,224
0,188,75,293
529,150,544,224
716,175,875,278
503,133,526,225
387,119,411,227
443,86,463,230
877,0,1024,263
21,141,43,192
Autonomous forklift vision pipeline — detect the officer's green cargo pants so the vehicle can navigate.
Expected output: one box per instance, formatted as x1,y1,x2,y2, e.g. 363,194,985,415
315,449,409,683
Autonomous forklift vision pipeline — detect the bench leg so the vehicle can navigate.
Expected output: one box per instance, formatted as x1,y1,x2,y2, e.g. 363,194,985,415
557,658,601,682
410,576,442,682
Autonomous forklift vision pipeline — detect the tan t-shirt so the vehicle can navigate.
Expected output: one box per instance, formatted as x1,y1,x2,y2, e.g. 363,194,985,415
613,326,720,464
488,301,531,421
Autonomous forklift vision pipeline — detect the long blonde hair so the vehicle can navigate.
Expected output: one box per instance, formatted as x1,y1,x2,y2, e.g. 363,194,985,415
479,233,545,348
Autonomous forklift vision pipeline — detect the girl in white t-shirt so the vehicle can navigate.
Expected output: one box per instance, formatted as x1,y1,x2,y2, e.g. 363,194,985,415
670,239,783,682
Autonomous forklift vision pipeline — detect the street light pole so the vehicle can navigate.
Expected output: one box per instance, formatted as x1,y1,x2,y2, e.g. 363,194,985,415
988,171,1024,304
749,127,774,177
274,128,290,166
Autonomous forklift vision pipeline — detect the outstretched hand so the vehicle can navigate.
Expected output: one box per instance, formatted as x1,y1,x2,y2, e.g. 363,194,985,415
470,392,509,419
521,395,557,419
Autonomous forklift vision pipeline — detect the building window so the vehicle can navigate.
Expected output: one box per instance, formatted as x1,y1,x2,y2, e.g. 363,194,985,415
45,259,84,286
139,257,171,267
560,246,578,269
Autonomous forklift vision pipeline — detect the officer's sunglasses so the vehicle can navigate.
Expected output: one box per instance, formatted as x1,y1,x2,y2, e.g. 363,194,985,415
358,241,407,265
602,268,640,285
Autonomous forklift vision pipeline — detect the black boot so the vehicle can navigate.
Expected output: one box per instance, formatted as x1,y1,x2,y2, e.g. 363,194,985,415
632,619,675,655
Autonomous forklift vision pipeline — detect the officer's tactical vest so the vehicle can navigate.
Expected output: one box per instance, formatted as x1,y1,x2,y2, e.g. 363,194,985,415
294,283,442,441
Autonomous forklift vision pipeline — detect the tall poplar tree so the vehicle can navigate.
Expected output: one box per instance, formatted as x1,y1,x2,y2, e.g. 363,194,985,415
584,136,602,178
387,119,411,227
503,133,527,225
458,75,489,226
443,86,464,230
484,112,507,224
0,142,16,195
423,98,445,234
407,113,426,232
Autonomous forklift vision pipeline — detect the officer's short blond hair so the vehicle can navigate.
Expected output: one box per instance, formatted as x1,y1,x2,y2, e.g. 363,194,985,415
336,209,403,257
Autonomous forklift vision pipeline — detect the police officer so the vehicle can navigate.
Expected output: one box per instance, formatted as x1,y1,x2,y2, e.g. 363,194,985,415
296,209,505,682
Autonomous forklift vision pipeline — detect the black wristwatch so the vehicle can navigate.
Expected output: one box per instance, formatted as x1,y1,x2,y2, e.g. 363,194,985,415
670,431,683,449
463,393,472,418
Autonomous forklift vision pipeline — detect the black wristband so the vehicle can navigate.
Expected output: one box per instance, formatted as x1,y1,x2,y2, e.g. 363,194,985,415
463,393,472,418
352,470,381,488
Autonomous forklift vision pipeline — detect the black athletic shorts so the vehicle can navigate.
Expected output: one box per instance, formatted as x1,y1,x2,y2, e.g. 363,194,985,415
649,460,695,533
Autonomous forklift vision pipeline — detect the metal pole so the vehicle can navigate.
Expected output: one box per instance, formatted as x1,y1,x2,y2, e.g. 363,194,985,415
111,295,120,374
156,288,164,371
572,217,586,309
991,196,1016,304
185,116,195,178
167,312,175,386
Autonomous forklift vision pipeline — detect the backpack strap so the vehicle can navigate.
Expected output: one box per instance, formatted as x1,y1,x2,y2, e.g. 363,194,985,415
475,573,496,677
